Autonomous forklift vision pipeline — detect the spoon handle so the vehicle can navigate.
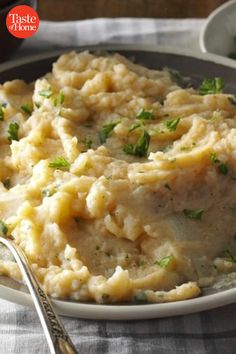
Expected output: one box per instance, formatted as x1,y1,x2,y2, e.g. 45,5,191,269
0,236,78,354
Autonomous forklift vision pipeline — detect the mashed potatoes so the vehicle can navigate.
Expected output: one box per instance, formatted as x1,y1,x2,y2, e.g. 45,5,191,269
0,51,236,303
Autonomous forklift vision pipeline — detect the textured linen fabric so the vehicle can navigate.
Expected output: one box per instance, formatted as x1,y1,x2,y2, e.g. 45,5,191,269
1,18,236,354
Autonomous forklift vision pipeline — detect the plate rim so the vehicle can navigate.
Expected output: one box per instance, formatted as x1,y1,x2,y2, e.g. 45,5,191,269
1,43,236,320
1,43,236,73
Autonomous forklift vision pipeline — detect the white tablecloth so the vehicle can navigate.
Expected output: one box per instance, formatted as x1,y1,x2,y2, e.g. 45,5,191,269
2,18,236,354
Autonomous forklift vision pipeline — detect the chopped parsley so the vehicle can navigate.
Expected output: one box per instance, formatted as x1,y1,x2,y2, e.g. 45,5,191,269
99,121,119,143
54,91,65,106
42,188,56,197
136,109,155,121
123,130,150,157
155,255,173,268
0,105,5,121
134,292,148,303
35,102,41,109
165,117,180,132
198,77,224,95
59,91,65,104
210,153,229,175
183,208,204,220
210,152,220,163
80,138,92,149
21,104,33,115
3,177,11,190
218,163,228,175
39,88,53,98
8,122,19,142
48,157,70,171
228,96,236,105
129,123,141,132
0,220,8,236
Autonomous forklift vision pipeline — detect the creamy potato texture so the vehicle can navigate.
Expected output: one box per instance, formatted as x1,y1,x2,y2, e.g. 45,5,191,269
1,51,236,303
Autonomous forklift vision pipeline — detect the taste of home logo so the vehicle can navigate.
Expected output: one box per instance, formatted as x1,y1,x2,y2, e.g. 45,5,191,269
6,5,39,39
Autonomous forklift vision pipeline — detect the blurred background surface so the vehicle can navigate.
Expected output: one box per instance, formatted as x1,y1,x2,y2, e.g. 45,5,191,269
38,0,229,20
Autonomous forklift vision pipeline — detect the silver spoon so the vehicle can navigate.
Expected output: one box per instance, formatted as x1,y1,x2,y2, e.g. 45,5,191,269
0,236,78,354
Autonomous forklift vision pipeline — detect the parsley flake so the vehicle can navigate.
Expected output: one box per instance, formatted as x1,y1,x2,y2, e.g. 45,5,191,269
218,163,228,175
165,117,180,132
183,208,204,220
134,292,148,303
42,188,56,197
54,92,65,106
210,152,220,163
48,157,70,171
0,105,5,121
8,122,19,142
136,109,155,121
0,220,8,236
198,77,224,95
99,121,119,143
39,88,53,98
155,255,173,268
129,123,141,132
21,104,33,115
80,138,92,149
123,130,150,157
35,102,41,109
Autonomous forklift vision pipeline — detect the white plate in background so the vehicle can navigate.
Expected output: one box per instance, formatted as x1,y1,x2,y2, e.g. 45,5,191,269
200,0,236,58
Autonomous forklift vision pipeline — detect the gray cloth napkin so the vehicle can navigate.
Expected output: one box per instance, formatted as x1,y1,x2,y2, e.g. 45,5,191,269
1,18,236,354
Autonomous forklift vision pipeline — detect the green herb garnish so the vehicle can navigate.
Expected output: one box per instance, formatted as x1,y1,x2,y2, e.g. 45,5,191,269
165,117,180,132
155,255,174,268
136,109,155,121
54,91,65,106
134,292,148,303
80,138,92,149
198,77,224,95
210,152,220,163
8,122,19,142
183,208,204,220
21,104,33,115
59,92,65,104
39,88,53,98
129,123,141,132
42,188,56,197
0,105,5,121
48,157,70,171
99,121,119,143
218,163,228,175
35,102,41,109
0,220,8,236
123,130,150,157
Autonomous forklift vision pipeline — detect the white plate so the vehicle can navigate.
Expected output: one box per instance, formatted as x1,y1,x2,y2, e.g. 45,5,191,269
200,0,236,57
1,45,236,320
